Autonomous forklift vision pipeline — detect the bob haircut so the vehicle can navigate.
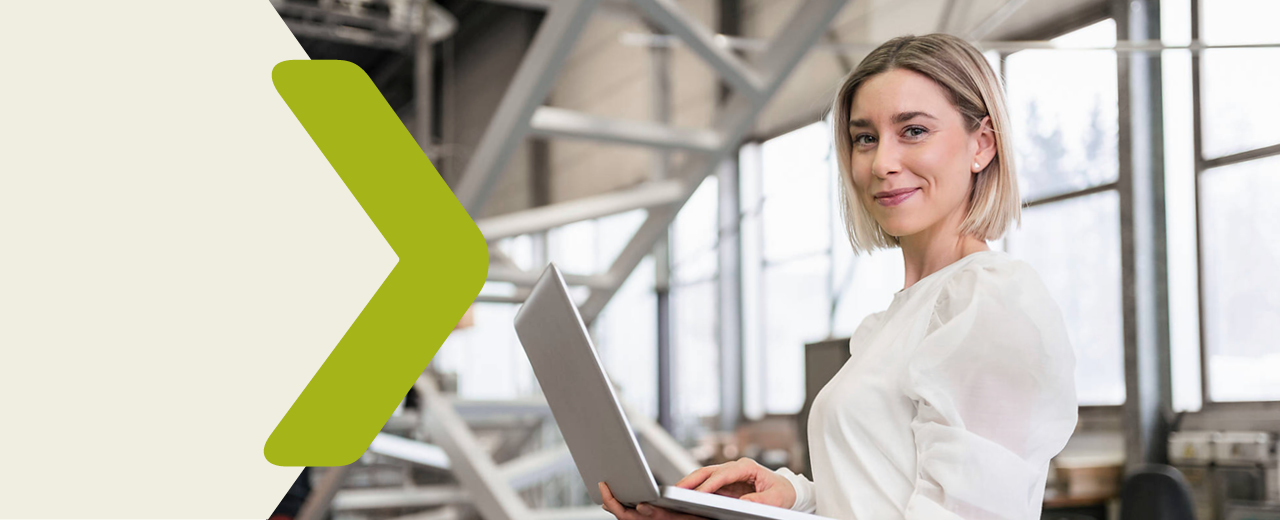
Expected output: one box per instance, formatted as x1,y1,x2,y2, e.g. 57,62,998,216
831,33,1021,254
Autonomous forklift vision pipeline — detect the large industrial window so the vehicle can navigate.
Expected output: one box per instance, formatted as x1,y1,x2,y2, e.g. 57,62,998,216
759,123,833,415
1003,19,1126,406
1192,0,1280,403
741,122,834,416
1198,158,1280,401
670,176,722,431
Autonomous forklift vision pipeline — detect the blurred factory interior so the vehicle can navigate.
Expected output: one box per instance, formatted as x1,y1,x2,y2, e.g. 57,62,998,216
266,0,1280,518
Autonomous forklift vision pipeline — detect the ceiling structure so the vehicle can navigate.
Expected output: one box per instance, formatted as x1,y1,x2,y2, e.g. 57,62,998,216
454,0,1108,317
521,0,1108,221
285,0,1110,317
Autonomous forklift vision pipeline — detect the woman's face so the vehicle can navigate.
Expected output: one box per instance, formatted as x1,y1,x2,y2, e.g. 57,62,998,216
846,68,994,239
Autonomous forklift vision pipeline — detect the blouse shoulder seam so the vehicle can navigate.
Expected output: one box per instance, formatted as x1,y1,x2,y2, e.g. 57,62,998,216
926,254,1025,330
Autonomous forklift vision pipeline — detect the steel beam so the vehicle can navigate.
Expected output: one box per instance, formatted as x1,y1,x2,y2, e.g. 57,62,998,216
489,266,615,289
477,179,687,241
418,375,533,520
578,0,848,324
717,158,744,433
650,42,676,435
497,445,577,490
965,0,1029,40
388,506,468,520
468,415,558,430
384,411,421,433
1115,0,1172,469
529,106,723,152
297,465,354,520
331,486,469,511
369,432,451,470
630,0,765,98
453,398,552,419
750,0,848,85
475,293,530,304
455,0,600,215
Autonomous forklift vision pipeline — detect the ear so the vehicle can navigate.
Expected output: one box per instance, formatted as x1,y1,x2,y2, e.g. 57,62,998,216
971,116,997,173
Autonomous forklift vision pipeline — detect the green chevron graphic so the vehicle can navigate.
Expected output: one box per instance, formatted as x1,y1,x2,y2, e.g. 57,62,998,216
265,60,487,466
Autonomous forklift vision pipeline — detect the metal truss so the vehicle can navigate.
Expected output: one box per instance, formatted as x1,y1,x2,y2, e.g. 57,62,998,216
415,375,706,520
294,374,701,520
461,0,850,325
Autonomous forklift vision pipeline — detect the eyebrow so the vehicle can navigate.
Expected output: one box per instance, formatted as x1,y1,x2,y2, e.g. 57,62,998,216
848,111,938,128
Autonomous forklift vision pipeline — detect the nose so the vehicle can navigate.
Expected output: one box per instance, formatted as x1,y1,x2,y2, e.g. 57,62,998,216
870,139,900,180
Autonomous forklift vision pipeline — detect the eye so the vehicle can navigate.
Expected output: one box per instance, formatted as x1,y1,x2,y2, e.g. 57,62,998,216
903,125,928,139
853,133,876,146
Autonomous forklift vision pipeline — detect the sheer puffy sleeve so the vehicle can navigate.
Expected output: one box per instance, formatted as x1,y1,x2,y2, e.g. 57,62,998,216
903,260,1078,520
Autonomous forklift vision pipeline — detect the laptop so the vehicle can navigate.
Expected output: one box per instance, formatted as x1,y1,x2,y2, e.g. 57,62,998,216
513,263,833,520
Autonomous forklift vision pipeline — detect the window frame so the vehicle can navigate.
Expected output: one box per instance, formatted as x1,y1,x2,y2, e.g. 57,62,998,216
1188,0,1280,409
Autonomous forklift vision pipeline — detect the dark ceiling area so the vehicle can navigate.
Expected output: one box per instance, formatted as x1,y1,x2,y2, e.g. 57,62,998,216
286,0,542,115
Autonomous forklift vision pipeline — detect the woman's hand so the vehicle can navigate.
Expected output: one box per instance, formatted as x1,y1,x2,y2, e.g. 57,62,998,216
599,482,706,520
673,458,797,509
598,458,797,520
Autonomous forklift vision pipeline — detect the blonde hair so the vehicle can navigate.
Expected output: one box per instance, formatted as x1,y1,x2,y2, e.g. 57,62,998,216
831,33,1021,254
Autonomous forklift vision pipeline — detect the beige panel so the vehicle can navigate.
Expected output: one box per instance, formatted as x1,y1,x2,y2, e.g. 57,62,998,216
668,56,716,128
555,15,653,109
742,0,873,40
551,142,656,201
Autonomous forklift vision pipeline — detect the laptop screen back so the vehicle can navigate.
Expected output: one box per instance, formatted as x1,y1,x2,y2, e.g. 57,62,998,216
513,263,661,506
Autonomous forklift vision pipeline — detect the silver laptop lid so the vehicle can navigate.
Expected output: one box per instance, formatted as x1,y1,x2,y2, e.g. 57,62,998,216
513,263,661,506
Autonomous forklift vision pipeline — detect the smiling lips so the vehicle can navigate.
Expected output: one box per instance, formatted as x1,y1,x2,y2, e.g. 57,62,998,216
874,187,920,207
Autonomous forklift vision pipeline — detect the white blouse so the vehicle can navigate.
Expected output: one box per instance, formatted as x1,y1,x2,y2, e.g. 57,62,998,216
775,250,1077,520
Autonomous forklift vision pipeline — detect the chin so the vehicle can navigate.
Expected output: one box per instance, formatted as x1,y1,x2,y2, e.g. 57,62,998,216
876,218,924,238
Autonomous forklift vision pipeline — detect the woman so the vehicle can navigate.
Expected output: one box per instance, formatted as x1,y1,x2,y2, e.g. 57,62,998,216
600,33,1077,520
